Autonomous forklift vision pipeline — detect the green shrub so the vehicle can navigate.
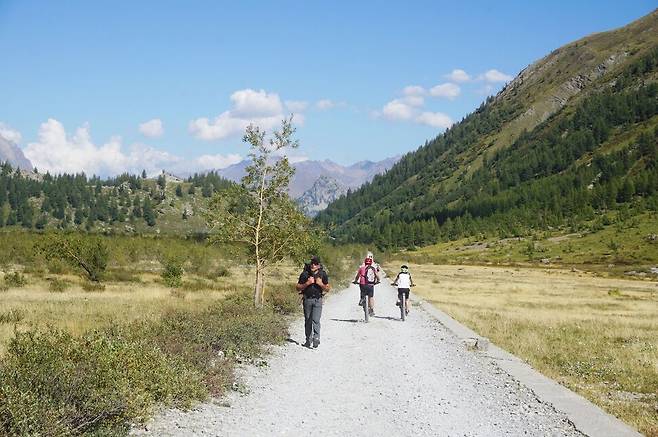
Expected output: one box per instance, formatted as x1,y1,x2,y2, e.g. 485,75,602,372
48,278,71,293
47,258,68,274
161,258,184,288
37,234,109,282
105,269,142,283
4,271,27,288
203,265,230,280
81,280,106,292
266,284,300,315
0,329,206,436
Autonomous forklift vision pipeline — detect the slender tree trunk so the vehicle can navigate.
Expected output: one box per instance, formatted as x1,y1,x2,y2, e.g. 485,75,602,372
254,262,264,308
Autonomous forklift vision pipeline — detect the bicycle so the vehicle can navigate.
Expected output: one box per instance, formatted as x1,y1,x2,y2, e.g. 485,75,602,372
393,284,414,321
352,281,378,323
354,281,371,322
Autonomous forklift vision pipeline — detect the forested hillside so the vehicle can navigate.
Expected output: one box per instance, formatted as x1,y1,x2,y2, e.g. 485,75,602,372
0,165,232,234
316,10,658,248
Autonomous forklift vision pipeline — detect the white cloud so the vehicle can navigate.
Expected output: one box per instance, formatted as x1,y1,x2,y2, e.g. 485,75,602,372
189,88,305,141
381,99,415,121
0,122,22,144
285,100,308,112
401,95,424,107
316,99,336,110
138,118,164,137
481,69,513,83
445,69,470,82
429,83,461,99
403,85,426,96
195,153,243,171
23,118,242,177
230,89,283,117
416,112,453,129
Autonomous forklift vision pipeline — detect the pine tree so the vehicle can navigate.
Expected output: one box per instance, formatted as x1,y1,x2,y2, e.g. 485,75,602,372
142,197,156,226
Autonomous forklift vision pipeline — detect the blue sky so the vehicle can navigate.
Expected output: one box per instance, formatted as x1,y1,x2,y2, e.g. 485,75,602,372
0,0,655,176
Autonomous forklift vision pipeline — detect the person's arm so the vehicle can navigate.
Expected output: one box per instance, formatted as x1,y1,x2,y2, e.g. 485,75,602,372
392,273,400,286
296,273,314,292
316,272,331,293
410,274,415,287
353,270,361,283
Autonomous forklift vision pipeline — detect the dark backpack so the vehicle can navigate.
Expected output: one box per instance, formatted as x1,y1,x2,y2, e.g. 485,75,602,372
364,265,377,284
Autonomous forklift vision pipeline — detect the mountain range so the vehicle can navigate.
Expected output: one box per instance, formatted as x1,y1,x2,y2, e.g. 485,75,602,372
316,10,658,247
214,156,400,214
0,137,32,171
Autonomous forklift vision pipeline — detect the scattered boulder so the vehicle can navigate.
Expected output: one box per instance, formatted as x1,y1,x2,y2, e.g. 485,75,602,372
462,337,489,351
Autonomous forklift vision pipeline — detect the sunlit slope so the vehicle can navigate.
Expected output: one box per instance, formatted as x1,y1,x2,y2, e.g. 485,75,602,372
316,10,658,248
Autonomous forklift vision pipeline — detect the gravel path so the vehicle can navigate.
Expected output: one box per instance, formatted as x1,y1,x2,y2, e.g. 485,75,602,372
133,280,582,436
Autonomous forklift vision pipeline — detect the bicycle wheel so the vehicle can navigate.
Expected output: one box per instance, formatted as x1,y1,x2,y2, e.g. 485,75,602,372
400,294,406,321
363,296,369,323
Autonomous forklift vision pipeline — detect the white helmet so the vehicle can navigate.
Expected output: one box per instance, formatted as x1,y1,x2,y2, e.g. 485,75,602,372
366,251,374,260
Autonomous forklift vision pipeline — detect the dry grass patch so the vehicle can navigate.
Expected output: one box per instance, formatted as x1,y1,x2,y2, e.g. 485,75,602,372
0,263,299,355
384,262,658,436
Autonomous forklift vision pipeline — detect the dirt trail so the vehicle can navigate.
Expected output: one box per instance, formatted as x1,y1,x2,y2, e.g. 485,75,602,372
134,280,582,436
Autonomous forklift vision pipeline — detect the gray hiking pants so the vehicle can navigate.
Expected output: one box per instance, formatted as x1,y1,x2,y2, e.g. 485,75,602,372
303,297,323,341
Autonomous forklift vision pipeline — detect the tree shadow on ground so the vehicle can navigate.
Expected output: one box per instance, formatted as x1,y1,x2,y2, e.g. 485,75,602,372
372,315,402,321
329,318,360,323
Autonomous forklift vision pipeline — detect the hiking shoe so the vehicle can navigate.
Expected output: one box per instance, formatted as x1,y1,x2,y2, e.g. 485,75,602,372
369,309,375,316
312,338,320,348
358,297,365,306
302,339,312,348
395,301,400,306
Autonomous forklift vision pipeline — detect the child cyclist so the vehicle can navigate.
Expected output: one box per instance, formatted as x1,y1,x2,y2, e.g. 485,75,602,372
391,265,414,315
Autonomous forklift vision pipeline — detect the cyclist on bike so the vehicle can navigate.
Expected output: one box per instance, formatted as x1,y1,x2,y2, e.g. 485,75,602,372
392,264,414,315
353,254,380,316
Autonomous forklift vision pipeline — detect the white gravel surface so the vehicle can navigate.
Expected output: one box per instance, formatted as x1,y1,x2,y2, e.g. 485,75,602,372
133,281,583,437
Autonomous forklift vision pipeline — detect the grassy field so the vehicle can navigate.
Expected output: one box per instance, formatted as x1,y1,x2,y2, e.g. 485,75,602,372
384,262,658,436
396,211,658,279
0,229,364,435
0,264,299,356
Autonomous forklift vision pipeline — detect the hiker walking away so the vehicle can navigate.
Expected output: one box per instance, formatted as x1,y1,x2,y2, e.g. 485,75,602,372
296,256,330,348
392,264,414,315
353,255,380,316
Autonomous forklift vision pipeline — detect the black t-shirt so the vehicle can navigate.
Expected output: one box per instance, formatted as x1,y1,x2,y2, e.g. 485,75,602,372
298,268,329,299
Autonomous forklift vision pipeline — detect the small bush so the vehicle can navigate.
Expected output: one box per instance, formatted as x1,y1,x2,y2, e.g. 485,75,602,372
48,278,71,293
608,288,623,297
105,269,142,283
4,272,27,288
0,308,24,324
161,258,184,288
203,265,230,280
81,281,106,292
0,329,206,435
47,258,68,274
266,284,300,314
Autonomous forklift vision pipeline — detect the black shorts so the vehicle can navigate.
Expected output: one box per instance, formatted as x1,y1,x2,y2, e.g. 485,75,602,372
359,284,374,298
397,288,410,299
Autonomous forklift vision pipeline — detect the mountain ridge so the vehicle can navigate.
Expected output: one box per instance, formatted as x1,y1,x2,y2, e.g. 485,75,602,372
316,9,658,248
